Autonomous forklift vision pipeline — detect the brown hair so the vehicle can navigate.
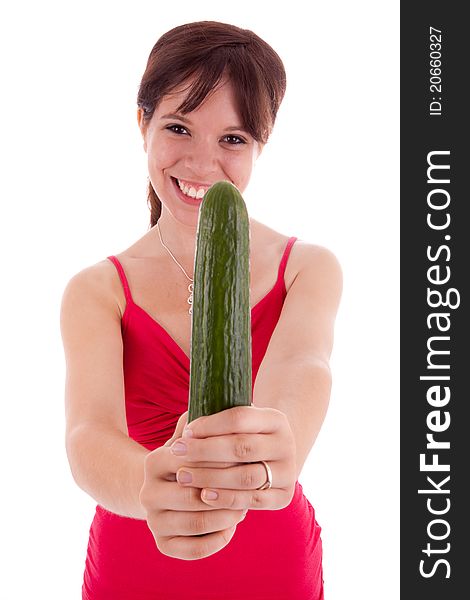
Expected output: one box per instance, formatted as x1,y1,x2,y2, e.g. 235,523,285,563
136,21,287,228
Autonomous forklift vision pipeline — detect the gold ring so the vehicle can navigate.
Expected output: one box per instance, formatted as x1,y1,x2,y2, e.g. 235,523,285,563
256,460,273,490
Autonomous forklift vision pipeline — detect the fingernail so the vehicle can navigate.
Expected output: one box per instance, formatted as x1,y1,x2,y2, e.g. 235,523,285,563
182,426,194,438
171,441,187,455
177,470,192,484
202,489,218,501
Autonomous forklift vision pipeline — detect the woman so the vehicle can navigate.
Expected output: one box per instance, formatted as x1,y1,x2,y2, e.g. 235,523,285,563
60,21,342,600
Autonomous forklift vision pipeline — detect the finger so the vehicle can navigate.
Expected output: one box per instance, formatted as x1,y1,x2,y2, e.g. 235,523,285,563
144,445,188,482
199,486,295,511
155,507,247,537
159,525,238,561
176,461,288,491
163,411,189,447
146,445,238,483
142,479,220,512
166,460,240,482
184,405,284,439
170,432,283,464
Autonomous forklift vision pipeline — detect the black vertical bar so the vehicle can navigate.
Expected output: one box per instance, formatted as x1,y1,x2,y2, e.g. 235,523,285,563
401,3,469,598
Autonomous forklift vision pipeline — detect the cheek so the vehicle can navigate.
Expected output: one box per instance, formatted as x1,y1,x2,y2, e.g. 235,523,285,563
227,153,255,190
147,138,179,171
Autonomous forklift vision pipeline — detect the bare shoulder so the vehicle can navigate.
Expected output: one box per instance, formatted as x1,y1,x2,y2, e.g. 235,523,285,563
280,240,343,320
60,259,129,436
252,235,342,369
60,258,123,323
290,241,343,306
293,241,342,281
250,219,342,300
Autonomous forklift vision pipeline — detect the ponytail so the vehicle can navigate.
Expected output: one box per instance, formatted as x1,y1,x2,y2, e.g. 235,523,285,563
147,178,162,228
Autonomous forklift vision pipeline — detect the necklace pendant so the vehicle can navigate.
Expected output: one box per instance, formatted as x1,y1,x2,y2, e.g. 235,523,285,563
187,282,194,316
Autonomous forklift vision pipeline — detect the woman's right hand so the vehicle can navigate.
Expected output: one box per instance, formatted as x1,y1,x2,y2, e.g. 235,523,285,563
139,411,247,560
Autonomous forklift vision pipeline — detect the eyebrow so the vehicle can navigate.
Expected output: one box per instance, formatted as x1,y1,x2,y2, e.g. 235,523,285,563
160,113,248,133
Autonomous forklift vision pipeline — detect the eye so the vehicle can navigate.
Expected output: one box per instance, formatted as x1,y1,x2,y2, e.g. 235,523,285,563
166,124,189,135
222,135,246,145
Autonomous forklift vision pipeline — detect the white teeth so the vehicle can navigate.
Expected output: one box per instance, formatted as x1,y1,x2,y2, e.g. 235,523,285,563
176,178,207,200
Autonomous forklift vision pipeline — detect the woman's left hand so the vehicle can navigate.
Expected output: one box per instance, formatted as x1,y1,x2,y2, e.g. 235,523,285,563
170,405,297,511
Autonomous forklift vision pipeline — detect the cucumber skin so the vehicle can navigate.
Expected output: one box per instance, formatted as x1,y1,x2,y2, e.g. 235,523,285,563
188,181,252,423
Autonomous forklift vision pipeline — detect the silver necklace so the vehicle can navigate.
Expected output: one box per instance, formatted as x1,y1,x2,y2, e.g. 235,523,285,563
156,220,194,315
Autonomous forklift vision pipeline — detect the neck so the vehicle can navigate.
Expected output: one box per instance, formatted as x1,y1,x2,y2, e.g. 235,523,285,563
156,209,198,262
154,208,258,266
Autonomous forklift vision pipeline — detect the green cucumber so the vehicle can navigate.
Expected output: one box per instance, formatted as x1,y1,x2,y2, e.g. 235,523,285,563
188,180,252,423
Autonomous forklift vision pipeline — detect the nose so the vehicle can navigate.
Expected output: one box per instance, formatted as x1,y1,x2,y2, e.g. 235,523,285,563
183,136,220,180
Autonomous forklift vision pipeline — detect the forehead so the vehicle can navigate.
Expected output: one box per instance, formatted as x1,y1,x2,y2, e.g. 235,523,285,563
156,76,240,117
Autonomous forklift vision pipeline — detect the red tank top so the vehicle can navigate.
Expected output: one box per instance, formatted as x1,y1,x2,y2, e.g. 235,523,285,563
82,237,324,600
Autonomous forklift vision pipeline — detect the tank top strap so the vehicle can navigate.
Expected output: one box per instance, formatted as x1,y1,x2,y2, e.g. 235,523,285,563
107,255,134,304
105,241,296,307
277,237,298,281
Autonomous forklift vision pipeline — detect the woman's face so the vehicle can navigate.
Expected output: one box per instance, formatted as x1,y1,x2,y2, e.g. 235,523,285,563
138,77,263,227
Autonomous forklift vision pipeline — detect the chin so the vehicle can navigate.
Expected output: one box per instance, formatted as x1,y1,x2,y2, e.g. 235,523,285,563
161,203,201,228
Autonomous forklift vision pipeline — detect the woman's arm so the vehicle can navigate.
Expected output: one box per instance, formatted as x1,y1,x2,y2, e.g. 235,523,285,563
66,424,149,519
253,359,331,481
60,263,148,519
252,244,343,479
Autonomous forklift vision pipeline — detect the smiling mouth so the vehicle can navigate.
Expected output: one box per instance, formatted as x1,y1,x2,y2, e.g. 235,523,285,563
171,176,211,199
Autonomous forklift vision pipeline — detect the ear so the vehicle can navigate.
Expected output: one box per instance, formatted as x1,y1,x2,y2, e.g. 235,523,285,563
137,107,148,152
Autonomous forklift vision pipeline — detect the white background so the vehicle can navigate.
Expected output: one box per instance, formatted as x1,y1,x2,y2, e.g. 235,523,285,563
0,1,399,598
